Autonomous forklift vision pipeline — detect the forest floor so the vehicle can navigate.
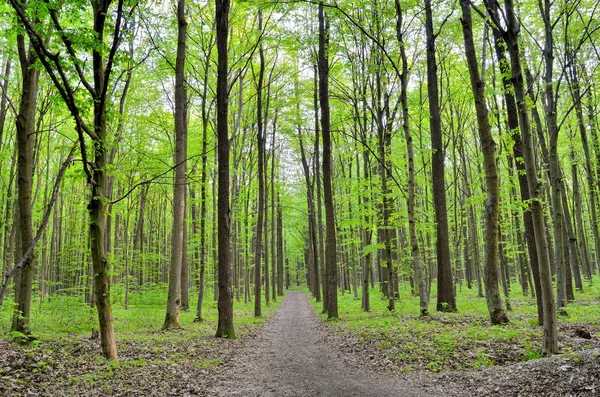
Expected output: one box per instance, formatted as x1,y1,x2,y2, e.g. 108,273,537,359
1,290,600,396
206,291,600,396
205,290,437,396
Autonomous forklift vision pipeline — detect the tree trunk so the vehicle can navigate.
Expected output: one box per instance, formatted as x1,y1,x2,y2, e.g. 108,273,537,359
270,116,277,302
277,192,284,295
567,56,594,283
0,55,11,150
298,128,320,301
194,35,212,320
215,0,235,338
164,0,187,329
11,35,40,336
319,1,338,319
313,65,325,310
459,0,508,324
254,10,266,317
425,0,456,312
396,0,428,316
487,0,558,354
570,145,592,282
490,16,543,324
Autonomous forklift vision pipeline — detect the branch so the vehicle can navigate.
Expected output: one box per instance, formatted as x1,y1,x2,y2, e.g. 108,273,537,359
46,3,97,97
100,0,126,112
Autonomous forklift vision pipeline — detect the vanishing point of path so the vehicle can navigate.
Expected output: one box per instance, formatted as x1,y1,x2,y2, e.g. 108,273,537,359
207,291,442,397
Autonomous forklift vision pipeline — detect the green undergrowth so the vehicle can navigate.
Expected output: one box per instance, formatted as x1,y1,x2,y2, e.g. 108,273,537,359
0,285,284,392
1,284,283,341
311,279,600,373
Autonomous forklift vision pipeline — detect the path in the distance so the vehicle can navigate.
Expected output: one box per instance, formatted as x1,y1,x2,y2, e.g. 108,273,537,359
207,291,439,397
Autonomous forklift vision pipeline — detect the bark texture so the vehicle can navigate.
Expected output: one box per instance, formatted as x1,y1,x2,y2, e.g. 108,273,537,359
215,0,235,338
459,0,508,324
425,0,456,312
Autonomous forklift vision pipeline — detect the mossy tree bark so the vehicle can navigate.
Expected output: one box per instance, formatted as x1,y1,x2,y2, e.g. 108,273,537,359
11,32,40,336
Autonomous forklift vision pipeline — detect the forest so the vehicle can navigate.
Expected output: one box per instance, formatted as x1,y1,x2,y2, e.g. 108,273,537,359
1,0,600,395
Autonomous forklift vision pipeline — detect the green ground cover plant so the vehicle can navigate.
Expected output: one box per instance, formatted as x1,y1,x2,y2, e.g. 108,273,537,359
0,286,283,394
312,279,600,372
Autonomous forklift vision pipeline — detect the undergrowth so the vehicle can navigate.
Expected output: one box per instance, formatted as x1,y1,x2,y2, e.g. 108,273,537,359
0,285,283,393
310,278,600,372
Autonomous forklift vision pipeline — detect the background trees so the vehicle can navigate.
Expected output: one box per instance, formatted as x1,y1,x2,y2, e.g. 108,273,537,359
2,0,600,357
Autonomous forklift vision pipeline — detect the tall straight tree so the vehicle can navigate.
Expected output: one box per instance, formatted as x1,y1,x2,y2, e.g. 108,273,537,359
489,14,543,325
318,0,338,318
459,0,508,324
164,0,187,330
11,30,40,336
277,192,284,295
484,0,558,354
215,0,235,338
7,0,128,360
424,0,456,312
254,9,266,318
193,13,215,323
540,0,568,310
395,0,428,316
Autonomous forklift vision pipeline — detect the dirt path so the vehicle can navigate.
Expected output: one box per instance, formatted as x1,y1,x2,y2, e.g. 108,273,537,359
207,291,440,397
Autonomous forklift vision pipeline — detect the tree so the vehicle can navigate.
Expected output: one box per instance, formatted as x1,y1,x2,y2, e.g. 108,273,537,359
485,0,558,354
424,0,456,313
459,0,508,324
7,0,131,360
395,0,428,316
254,9,266,318
11,29,40,337
164,0,188,330
318,0,338,319
215,0,235,339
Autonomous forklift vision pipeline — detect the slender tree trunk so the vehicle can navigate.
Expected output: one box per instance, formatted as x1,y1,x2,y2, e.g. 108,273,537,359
491,22,543,324
396,0,428,315
11,35,40,336
567,56,594,283
215,0,235,338
254,11,266,317
586,90,600,273
318,1,338,318
298,129,320,301
425,0,456,312
459,0,508,324
487,0,558,354
277,192,284,296
560,178,582,291
194,49,212,320
361,149,372,311
164,0,187,329
570,145,592,282
270,116,277,302
314,65,325,309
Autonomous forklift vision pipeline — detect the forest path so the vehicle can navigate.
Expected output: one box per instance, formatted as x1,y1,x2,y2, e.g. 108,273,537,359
206,291,439,396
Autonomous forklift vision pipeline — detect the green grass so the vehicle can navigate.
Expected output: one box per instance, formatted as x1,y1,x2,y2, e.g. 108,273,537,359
310,277,600,372
0,285,285,394
0,284,282,341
